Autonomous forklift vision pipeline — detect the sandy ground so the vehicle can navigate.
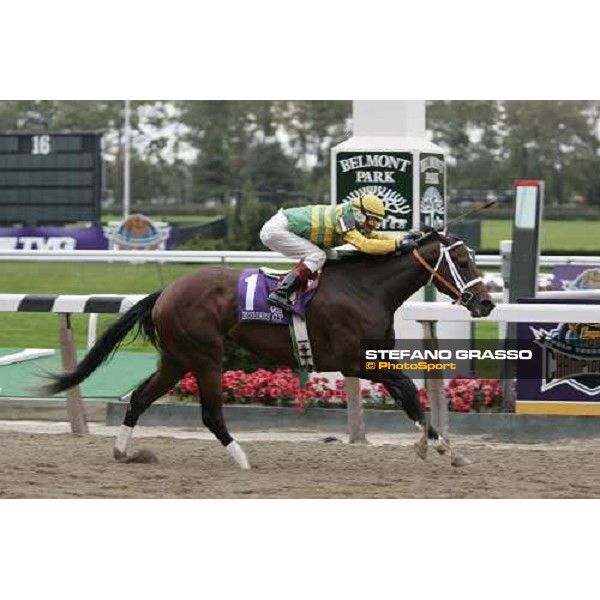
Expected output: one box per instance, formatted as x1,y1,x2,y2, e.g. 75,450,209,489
1,420,599,498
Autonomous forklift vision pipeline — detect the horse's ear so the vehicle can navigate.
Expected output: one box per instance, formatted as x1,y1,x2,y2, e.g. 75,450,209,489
419,226,441,242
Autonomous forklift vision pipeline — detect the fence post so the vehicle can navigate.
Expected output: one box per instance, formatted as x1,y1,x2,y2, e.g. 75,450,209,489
421,320,448,437
58,313,89,435
345,377,367,443
87,313,99,349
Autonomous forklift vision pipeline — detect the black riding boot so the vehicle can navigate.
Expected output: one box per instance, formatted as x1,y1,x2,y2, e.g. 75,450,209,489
268,271,302,313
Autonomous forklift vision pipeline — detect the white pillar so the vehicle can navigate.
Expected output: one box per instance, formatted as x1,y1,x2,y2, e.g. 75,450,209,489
353,100,426,137
331,101,447,439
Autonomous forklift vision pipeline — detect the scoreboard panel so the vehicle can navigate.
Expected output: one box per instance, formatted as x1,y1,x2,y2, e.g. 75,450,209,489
0,132,103,224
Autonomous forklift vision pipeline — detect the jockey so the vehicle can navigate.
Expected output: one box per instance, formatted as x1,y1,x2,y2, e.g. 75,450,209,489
259,193,418,312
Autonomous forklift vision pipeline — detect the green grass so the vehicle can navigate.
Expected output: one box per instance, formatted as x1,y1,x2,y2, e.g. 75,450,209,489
0,261,293,352
102,214,217,223
0,263,207,351
482,219,600,251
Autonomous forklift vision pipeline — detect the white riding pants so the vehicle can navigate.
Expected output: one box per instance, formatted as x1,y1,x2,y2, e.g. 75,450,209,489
259,209,326,273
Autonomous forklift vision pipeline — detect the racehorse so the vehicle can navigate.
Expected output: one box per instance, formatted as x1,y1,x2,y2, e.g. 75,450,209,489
40,229,494,469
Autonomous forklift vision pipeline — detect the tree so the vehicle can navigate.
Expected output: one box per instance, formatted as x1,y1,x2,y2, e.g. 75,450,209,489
427,100,600,205
427,100,507,189
277,100,351,199
0,100,192,208
244,141,300,196
500,100,599,204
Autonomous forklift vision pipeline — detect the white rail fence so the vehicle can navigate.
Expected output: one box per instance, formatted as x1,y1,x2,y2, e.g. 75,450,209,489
2,248,600,267
0,294,144,435
399,301,600,323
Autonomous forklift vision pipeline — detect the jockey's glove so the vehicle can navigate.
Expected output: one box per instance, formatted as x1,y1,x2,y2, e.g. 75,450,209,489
404,230,422,241
396,238,418,253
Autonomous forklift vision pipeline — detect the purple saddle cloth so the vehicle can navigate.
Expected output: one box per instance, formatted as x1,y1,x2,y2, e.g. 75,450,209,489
237,268,319,325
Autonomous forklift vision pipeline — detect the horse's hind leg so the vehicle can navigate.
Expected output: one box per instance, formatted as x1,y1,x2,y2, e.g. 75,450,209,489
114,355,185,461
195,367,250,470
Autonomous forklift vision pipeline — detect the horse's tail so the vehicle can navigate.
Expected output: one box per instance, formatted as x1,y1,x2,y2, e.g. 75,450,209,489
38,291,162,395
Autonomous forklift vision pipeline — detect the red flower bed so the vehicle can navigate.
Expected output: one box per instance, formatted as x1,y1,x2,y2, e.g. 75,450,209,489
444,376,503,413
171,368,348,412
170,370,503,413
170,369,401,412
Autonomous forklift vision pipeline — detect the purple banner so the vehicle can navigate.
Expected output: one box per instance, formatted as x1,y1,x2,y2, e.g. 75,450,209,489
0,226,109,250
517,297,600,402
552,265,600,291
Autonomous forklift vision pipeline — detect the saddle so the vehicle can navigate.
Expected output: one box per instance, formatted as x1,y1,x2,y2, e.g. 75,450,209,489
237,267,321,373
237,267,320,324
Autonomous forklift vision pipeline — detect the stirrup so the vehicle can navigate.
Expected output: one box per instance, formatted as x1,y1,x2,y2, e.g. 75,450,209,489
268,292,293,312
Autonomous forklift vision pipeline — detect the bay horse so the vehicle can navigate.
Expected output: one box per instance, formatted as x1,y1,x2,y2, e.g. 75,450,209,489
41,229,494,469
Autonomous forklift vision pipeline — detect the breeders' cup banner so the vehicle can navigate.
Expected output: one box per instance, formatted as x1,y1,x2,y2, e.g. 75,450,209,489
0,226,109,250
0,214,172,251
336,152,413,231
552,265,600,291
517,296,600,412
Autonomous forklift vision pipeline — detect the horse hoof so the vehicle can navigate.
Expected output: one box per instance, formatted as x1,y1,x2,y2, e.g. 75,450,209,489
113,448,127,462
348,436,369,445
451,453,471,468
227,440,251,470
124,449,158,464
413,441,428,460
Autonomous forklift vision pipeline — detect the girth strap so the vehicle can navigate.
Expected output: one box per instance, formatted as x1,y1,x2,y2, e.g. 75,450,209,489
289,313,315,384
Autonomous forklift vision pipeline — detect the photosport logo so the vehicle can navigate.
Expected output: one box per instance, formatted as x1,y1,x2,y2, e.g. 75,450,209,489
360,339,533,379
531,323,600,395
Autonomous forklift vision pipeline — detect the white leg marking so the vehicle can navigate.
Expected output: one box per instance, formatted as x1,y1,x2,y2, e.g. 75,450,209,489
227,440,251,470
115,425,133,455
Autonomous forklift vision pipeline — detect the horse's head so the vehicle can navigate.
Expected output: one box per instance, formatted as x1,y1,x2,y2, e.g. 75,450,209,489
412,228,495,318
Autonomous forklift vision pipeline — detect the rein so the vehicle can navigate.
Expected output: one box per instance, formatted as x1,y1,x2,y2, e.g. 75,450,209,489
411,240,483,306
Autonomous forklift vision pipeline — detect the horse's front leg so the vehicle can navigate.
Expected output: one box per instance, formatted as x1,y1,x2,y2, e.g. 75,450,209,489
378,372,431,459
371,370,470,467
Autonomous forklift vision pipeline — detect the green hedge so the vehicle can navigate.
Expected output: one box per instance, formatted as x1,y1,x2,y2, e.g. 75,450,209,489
223,338,286,372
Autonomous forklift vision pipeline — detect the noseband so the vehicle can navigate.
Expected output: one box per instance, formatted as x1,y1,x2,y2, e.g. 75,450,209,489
412,240,483,307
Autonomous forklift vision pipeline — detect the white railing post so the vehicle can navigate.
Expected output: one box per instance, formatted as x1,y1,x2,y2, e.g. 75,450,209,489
87,313,99,349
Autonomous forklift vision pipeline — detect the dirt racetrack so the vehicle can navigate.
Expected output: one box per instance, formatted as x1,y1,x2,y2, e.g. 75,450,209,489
1,422,599,498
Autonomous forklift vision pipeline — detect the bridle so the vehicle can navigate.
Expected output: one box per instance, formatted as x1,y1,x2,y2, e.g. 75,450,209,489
412,239,483,307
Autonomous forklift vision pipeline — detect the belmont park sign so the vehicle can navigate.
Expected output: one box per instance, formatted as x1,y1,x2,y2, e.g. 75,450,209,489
338,153,412,183
334,150,446,232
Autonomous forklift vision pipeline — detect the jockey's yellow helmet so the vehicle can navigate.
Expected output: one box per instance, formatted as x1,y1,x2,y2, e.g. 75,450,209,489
352,194,385,221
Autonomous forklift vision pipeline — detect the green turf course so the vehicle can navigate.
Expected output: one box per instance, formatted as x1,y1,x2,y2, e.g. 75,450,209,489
0,348,157,398
0,262,290,351
0,262,203,351
103,214,217,223
482,219,599,252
